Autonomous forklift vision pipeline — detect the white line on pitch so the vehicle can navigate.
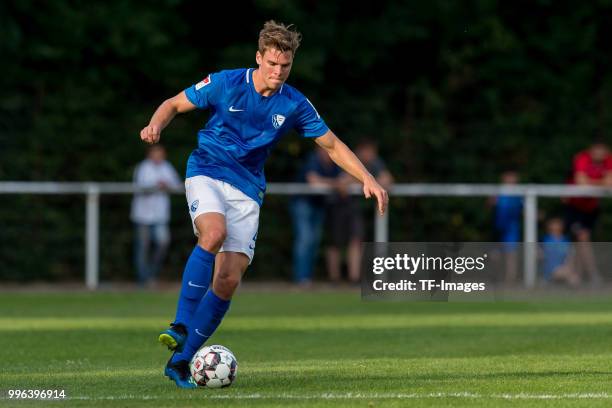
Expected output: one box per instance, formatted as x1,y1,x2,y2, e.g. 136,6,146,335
32,392,608,401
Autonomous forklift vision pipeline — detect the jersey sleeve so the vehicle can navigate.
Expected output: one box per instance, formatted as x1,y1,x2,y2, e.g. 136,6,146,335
184,71,225,109
293,98,329,138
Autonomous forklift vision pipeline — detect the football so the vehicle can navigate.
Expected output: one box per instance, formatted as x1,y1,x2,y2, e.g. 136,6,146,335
190,345,238,388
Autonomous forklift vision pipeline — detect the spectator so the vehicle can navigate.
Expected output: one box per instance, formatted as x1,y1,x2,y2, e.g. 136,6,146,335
290,147,340,286
491,169,522,285
565,140,612,284
130,145,182,287
541,217,579,287
326,139,393,284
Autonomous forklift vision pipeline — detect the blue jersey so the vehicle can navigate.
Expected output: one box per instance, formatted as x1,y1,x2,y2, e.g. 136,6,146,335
494,195,523,229
184,68,329,205
541,234,571,280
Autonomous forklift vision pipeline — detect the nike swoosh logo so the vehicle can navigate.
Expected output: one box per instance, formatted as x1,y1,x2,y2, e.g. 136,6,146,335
229,106,245,112
195,329,209,337
188,281,207,288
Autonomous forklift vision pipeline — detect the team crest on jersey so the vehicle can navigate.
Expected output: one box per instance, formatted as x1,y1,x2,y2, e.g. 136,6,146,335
271,114,286,129
195,75,211,90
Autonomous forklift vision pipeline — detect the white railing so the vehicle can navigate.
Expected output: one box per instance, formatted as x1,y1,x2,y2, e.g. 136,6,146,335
2,181,612,289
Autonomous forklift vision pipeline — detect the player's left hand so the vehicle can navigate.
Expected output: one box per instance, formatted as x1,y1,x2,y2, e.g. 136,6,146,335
140,124,161,144
363,176,388,215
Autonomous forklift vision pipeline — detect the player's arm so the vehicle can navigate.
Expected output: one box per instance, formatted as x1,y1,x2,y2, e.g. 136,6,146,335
140,91,196,144
315,130,388,214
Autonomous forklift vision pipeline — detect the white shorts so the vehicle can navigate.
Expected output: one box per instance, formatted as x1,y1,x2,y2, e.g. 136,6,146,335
185,175,260,263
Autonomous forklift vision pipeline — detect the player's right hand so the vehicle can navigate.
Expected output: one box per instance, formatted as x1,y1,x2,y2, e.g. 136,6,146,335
140,124,161,144
363,176,389,216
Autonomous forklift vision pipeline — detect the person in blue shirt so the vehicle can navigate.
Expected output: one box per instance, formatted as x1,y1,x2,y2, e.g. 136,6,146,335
290,147,341,286
139,20,388,388
491,169,523,284
541,217,579,287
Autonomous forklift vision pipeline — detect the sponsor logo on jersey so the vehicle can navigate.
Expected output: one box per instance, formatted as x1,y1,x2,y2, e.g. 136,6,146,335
272,114,286,129
195,75,211,90
190,199,199,212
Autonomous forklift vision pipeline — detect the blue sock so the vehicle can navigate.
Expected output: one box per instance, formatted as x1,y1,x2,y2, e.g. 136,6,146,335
172,289,231,363
173,246,215,328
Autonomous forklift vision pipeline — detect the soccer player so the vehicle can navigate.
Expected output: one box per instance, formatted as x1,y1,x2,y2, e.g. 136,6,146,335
139,21,388,388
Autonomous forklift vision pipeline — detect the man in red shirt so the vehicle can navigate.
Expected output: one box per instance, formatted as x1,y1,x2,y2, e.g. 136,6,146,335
566,140,612,284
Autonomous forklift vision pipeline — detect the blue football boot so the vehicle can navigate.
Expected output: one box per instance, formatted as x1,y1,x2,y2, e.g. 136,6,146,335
164,357,197,389
158,323,187,352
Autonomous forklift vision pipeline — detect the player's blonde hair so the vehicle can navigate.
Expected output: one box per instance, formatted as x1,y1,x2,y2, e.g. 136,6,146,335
258,20,302,55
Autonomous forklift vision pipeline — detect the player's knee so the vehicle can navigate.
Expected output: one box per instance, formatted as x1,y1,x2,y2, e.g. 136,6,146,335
198,228,227,251
214,274,241,298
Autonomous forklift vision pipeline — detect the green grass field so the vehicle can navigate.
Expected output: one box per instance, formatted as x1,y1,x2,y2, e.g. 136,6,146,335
1,289,611,407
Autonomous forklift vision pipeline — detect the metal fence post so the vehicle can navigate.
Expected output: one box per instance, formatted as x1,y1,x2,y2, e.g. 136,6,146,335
523,190,538,288
374,207,389,242
86,184,100,290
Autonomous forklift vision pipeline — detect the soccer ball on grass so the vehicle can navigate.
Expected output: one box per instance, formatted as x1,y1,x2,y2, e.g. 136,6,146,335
190,345,238,388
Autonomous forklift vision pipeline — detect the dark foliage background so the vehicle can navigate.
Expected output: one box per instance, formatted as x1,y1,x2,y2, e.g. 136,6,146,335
3,0,612,281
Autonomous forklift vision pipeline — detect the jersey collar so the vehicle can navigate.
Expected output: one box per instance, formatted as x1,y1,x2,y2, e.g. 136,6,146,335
247,68,284,99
